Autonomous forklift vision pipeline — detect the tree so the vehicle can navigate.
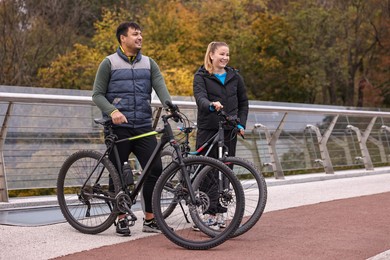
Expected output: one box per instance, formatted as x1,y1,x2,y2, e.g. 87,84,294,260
337,0,387,106
37,8,133,89
273,0,389,107
11,0,388,107
140,0,204,95
0,0,114,87
38,1,200,95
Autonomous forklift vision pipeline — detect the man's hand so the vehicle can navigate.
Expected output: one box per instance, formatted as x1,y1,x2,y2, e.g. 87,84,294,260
111,110,128,124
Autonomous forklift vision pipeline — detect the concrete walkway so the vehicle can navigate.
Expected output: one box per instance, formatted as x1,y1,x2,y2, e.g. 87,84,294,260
1,167,390,259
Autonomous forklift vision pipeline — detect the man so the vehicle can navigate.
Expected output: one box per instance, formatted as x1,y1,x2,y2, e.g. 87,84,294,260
92,22,172,236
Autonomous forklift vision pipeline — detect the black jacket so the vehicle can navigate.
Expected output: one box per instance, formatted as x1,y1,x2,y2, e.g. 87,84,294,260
193,66,249,130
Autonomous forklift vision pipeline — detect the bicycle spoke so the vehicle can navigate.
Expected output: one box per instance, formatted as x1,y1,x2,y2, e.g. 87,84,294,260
153,156,245,250
57,150,120,234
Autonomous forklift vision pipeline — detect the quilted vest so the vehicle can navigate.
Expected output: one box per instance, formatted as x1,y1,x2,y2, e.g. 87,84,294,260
106,50,152,128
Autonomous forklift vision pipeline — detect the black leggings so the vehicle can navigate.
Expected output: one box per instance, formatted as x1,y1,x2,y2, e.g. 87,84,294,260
109,126,162,214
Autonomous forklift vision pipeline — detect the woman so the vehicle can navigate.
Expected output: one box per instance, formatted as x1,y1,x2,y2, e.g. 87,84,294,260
193,41,249,230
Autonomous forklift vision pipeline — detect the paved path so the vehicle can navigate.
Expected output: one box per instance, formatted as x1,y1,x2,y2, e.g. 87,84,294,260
1,169,390,259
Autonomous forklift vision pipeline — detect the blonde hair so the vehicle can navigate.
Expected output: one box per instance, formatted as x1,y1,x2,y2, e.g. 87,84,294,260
204,41,229,74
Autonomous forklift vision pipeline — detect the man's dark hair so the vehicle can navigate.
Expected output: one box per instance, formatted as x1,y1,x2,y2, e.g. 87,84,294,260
116,22,141,44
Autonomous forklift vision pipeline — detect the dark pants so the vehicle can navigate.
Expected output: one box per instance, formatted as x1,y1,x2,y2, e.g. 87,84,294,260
109,126,162,214
196,128,237,215
196,128,238,158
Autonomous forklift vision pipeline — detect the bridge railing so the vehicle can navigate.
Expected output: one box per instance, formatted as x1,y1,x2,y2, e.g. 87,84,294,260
1,91,390,202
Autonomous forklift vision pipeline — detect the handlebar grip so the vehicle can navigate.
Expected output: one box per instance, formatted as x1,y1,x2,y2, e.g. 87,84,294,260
165,100,173,107
165,100,180,113
164,100,181,122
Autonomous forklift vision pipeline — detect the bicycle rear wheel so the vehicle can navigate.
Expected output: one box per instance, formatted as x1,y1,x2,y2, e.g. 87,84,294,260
161,146,175,169
152,156,245,250
222,157,267,237
57,150,121,234
160,148,268,237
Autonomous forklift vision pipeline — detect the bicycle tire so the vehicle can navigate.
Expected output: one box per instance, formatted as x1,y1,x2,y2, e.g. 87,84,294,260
57,150,121,234
152,156,245,250
222,157,267,237
161,147,176,169
160,148,179,218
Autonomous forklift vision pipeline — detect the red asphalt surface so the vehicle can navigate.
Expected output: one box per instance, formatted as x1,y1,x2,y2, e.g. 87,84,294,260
54,192,390,260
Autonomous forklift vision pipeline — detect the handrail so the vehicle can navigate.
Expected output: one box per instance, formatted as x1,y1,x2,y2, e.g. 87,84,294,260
249,104,389,117
1,92,389,116
0,92,94,105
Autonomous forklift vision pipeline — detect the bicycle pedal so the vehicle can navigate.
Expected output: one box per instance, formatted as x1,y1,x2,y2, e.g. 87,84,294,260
126,211,138,223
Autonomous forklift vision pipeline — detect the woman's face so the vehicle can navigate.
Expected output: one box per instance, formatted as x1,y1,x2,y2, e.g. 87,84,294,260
210,46,229,71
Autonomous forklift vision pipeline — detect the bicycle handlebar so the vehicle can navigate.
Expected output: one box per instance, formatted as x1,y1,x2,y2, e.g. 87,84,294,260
165,100,179,112
164,100,182,123
217,109,240,126
216,109,245,139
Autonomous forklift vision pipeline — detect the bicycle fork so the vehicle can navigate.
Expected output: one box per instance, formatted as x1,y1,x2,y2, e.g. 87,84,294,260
172,142,200,221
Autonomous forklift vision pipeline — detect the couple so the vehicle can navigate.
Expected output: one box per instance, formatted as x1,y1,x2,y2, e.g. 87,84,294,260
92,21,249,236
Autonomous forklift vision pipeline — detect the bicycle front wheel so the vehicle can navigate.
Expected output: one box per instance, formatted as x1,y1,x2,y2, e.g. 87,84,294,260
57,150,121,234
152,156,245,250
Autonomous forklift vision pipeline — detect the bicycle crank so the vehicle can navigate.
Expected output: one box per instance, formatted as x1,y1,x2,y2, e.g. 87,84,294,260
116,192,137,226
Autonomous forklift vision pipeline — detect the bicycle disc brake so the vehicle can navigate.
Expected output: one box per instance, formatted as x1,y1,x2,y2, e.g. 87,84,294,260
194,191,210,214
219,189,234,207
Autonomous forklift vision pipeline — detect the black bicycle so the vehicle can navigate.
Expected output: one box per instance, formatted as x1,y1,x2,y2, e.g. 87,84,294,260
56,101,245,250
161,109,267,237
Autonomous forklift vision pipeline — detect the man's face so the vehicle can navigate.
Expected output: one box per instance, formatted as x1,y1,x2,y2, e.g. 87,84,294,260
121,27,142,52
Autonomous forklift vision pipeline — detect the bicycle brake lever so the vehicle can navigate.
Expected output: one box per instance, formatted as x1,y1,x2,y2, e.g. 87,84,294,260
235,126,245,139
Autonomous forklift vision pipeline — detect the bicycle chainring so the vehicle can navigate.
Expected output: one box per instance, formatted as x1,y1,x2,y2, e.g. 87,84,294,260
116,192,133,213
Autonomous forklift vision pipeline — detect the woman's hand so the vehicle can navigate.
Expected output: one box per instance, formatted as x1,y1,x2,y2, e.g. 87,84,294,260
211,101,223,111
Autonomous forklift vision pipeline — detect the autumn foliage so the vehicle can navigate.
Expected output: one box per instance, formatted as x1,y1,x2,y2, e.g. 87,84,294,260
1,0,389,107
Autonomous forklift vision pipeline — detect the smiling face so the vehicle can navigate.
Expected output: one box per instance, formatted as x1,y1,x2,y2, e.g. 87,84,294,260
121,27,142,56
210,46,230,73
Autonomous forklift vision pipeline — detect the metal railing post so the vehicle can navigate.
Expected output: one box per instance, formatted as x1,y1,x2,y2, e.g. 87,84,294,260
346,116,377,170
305,115,339,174
368,136,387,163
254,113,287,179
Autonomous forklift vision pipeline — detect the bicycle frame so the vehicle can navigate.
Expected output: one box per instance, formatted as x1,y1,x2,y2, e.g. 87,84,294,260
172,113,238,193
183,110,242,159
191,127,226,159
181,111,239,161
90,113,198,208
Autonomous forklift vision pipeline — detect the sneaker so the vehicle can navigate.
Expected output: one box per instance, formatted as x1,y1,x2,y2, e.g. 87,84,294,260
116,218,131,236
204,215,220,230
192,225,200,231
142,218,162,233
192,214,220,232
217,213,226,228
